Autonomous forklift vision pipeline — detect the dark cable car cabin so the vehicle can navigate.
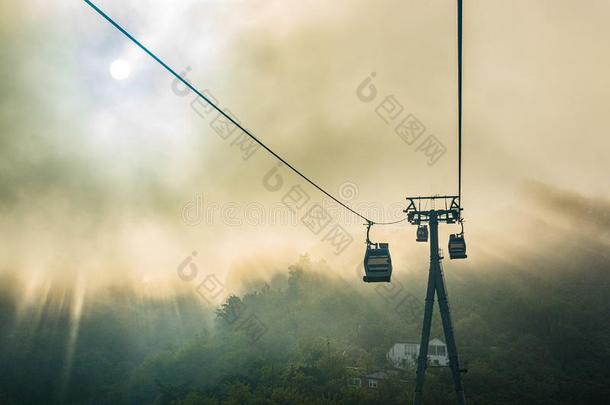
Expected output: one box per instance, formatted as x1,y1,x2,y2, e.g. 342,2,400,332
448,233,467,259
363,222,392,282
363,242,392,282
416,225,428,242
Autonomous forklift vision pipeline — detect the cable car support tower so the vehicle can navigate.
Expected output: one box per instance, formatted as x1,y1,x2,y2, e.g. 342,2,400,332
407,197,466,405
408,1,468,404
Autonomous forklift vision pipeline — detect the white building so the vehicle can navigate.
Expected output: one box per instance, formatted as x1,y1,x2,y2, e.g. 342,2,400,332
387,338,449,369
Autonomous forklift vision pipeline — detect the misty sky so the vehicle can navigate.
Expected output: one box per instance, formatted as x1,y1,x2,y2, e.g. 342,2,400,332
1,0,609,304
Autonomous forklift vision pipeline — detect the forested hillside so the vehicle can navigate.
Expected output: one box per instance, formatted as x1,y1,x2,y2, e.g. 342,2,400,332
1,251,608,404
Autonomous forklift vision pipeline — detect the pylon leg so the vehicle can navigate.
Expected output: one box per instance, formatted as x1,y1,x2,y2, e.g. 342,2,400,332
435,261,466,405
413,258,436,405
413,215,441,405
413,212,466,405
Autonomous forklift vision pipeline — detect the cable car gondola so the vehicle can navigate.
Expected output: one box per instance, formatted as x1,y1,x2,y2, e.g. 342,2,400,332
416,225,428,242
363,222,392,283
448,222,467,259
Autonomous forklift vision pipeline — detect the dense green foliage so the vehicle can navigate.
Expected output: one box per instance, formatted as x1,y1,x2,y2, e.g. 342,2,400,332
1,252,608,404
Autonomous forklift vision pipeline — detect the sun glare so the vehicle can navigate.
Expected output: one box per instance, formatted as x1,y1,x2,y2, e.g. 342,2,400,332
109,59,131,80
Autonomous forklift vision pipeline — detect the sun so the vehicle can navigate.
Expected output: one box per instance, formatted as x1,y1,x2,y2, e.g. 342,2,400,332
109,59,131,80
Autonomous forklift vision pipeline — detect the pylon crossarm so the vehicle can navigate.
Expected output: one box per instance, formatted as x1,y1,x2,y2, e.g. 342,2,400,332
404,196,462,225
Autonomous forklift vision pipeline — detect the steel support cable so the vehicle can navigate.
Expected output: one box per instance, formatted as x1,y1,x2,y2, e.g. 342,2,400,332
83,0,406,226
457,0,463,213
